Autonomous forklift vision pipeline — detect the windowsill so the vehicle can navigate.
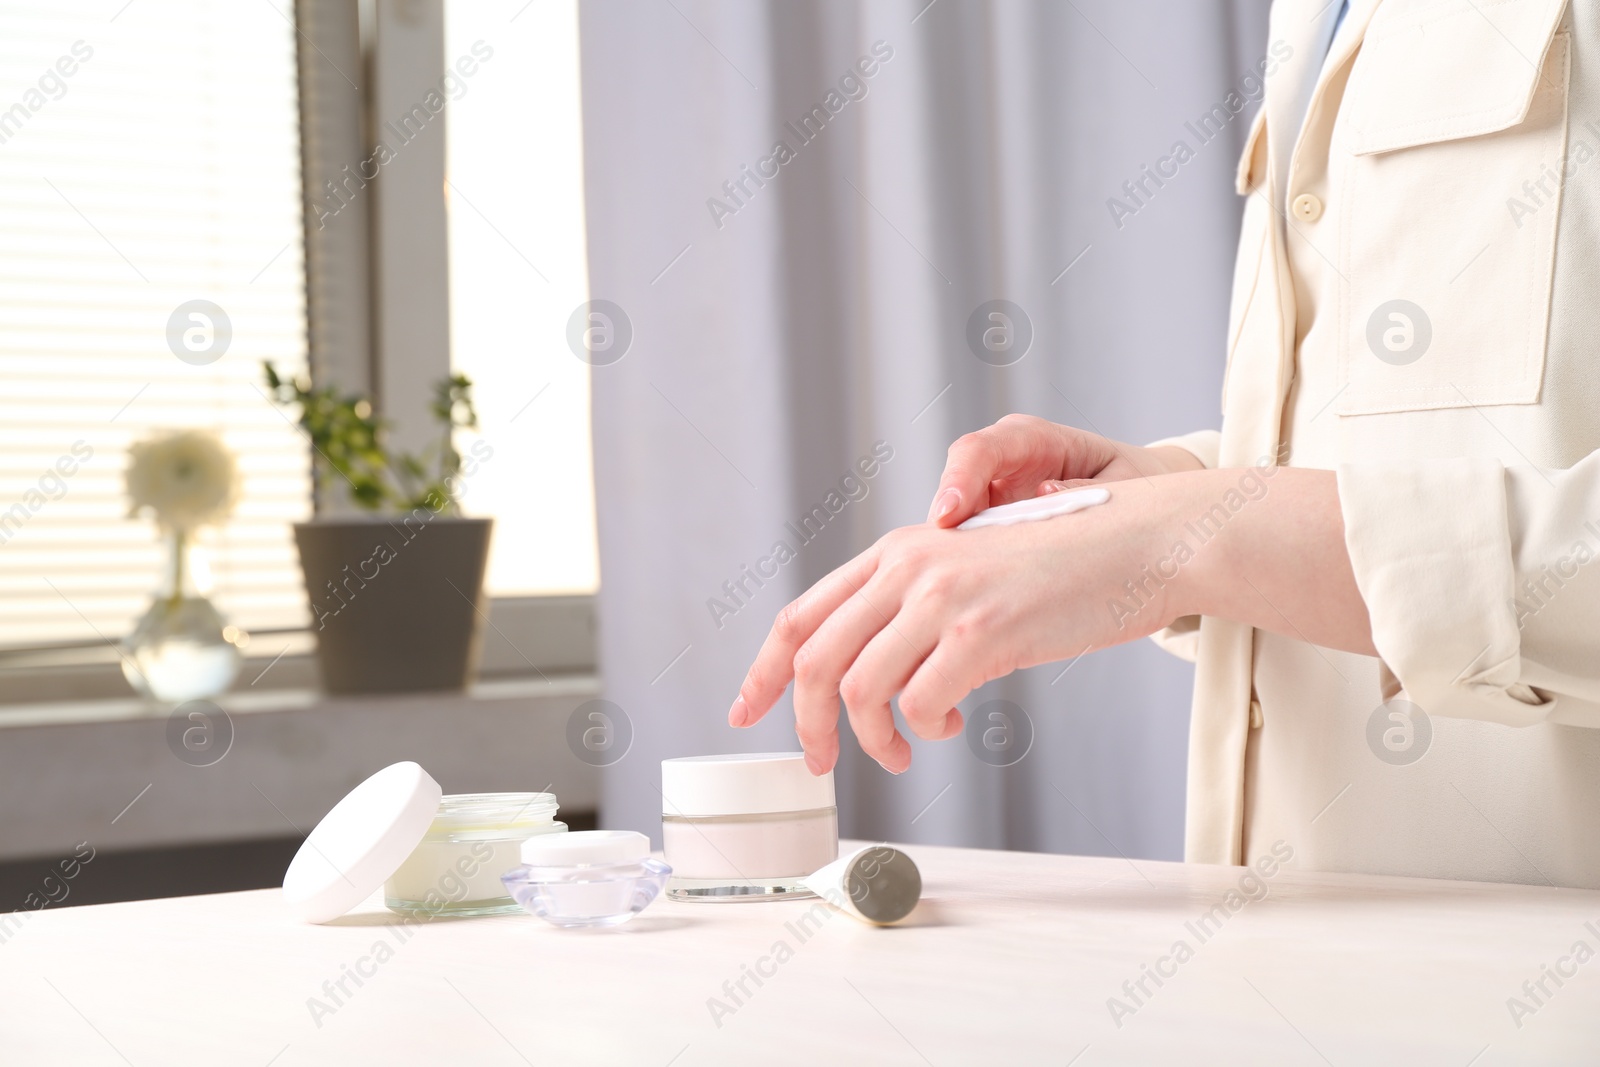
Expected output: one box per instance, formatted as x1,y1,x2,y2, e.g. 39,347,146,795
0,672,598,730
0,595,598,708
0,673,604,862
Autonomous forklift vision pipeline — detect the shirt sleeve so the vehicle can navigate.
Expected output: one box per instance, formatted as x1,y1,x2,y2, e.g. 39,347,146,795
1144,429,1221,662
1338,454,1600,729
1148,428,1221,472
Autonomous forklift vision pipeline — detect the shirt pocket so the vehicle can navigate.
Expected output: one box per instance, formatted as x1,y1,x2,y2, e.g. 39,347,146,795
1333,0,1570,417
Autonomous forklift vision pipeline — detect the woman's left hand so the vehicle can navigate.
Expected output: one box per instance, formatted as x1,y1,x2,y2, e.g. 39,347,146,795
728,478,1185,775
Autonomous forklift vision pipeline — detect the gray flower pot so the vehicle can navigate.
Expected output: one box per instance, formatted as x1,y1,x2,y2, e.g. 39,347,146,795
292,516,493,695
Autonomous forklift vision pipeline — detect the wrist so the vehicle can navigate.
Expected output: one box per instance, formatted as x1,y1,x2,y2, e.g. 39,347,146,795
1095,472,1216,635
1143,468,1249,627
1158,465,1376,655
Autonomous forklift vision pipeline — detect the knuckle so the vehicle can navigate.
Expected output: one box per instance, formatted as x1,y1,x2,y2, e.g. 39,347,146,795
946,429,996,465
878,552,920,588
879,528,930,569
900,527,936,560
945,432,978,459
771,601,806,645
915,566,958,604
896,689,923,723
878,525,911,551
791,641,827,684
837,671,871,710
843,699,891,743
898,690,940,731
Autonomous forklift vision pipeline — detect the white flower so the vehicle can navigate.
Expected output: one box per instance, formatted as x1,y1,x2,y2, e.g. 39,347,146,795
126,430,240,532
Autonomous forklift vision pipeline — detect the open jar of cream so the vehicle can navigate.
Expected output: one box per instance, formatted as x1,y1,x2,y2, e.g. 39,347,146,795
385,792,566,917
282,762,567,924
661,753,837,901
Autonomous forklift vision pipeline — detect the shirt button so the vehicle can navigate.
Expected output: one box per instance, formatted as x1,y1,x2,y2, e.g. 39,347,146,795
1292,193,1324,222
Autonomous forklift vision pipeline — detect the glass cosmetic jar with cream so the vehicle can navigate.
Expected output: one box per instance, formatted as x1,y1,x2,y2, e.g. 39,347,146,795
660,753,837,901
385,792,565,917
501,830,671,928
283,762,566,924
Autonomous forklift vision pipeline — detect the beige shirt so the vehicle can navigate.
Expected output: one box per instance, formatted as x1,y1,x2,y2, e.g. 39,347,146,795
1154,0,1600,887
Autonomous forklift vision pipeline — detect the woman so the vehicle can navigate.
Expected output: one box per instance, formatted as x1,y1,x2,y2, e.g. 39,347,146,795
731,0,1600,889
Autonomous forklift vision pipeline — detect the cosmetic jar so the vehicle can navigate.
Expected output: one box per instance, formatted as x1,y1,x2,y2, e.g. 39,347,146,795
501,830,671,928
384,792,566,917
282,762,567,924
660,753,837,901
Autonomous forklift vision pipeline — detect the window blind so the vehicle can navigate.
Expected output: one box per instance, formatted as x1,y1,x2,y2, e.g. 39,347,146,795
0,2,311,650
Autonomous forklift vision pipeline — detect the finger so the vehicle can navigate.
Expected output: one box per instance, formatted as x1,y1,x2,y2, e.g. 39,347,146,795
928,416,1063,528
731,547,880,728
838,618,932,772
791,578,907,775
926,429,1008,526
899,642,982,742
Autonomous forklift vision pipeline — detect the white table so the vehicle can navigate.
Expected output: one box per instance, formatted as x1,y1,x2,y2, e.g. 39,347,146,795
4,842,1597,1065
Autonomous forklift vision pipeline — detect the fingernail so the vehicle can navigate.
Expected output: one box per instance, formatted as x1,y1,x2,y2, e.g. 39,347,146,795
1041,480,1069,494
728,696,748,727
804,752,825,776
934,488,961,520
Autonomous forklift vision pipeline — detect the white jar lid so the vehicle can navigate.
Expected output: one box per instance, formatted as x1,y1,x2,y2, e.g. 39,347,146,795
520,829,649,867
661,752,834,817
281,761,442,924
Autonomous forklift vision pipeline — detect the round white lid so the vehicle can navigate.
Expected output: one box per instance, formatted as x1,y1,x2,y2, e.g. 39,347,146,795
281,761,442,924
520,829,649,867
661,752,834,817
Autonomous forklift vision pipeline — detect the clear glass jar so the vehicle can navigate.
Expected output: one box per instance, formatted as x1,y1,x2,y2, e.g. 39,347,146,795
502,830,671,928
384,792,565,917
662,807,838,901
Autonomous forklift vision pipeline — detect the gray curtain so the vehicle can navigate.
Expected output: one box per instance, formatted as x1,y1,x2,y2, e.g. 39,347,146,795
580,0,1270,859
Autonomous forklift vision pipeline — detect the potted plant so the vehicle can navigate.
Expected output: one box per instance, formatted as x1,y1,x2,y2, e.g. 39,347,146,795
264,363,493,695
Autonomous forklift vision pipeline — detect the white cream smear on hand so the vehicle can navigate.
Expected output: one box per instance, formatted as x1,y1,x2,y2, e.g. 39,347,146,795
955,486,1110,529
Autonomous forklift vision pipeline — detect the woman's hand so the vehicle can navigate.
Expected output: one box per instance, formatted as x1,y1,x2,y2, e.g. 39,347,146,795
730,478,1185,775
728,463,1377,776
927,413,1204,527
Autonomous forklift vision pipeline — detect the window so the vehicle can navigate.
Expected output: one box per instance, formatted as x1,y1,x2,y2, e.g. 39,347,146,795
0,3,311,651
444,0,599,596
0,0,599,702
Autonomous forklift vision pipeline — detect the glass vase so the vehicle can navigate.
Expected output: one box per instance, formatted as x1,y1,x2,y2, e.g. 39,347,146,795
122,530,247,703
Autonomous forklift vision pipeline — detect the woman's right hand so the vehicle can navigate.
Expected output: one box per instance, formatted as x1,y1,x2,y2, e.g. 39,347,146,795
925,414,1204,528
